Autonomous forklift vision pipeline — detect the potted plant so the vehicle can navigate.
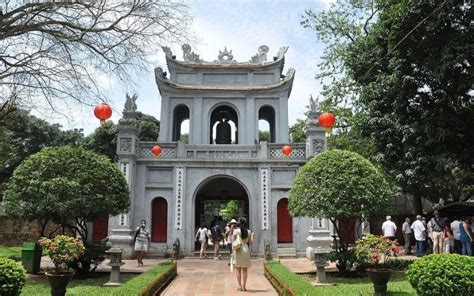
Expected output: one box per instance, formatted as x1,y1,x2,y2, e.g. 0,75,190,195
354,234,399,296
38,235,84,296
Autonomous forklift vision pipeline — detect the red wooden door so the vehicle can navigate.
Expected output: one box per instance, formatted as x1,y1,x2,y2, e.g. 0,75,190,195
277,198,293,243
92,217,108,244
338,217,356,244
152,198,168,242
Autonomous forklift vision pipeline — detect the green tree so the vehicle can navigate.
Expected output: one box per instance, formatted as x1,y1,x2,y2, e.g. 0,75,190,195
3,146,129,241
288,149,391,250
221,200,239,222
138,112,161,141
259,130,270,142
289,119,306,143
345,0,473,212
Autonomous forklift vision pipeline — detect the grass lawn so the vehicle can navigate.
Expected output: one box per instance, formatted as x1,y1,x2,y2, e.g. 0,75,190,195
21,273,136,296
0,246,22,259
302,272,416,296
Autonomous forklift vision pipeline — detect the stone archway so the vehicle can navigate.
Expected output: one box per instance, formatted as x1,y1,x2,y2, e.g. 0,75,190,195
193,176,249,251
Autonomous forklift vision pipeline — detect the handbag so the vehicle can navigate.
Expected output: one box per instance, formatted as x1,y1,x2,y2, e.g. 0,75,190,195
232,234,243,251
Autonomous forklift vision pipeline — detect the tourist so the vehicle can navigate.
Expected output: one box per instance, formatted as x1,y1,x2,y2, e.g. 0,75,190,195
211,221,224,260
411,215,426,257
134,219,150,267
382,216,397,241
430,210,446,254
402,217,412,255
459,217,473,256
195,223,209,259
233,218,253,292
225,218,238,251
425,217,433,254
443,222,454,253
451,217,463,254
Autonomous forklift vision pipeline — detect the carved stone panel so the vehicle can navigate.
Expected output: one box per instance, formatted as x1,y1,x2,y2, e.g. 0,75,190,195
260,167,270,230
119,138,132,153
203,73,248,85
174,168,185,230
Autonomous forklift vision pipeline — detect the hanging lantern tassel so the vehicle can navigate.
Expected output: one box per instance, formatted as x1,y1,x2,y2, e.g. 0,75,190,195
151,145,162,158
94,103,112,127
318,112,336,133
281,145,292,157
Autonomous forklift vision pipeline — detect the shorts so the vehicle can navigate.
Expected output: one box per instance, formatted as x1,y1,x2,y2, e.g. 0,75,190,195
135,241,148,252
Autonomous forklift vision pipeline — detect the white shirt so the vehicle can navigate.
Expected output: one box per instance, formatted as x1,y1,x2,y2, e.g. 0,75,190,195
197,227,208,241
411,220,426,241
402,221,412,234
451,220,461,240
382,220,397,237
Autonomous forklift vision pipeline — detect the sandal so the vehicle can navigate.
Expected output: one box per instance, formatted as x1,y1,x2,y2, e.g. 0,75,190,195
237,287,243,291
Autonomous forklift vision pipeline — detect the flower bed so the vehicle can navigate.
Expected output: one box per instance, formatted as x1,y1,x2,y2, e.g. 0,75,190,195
264,261,316,296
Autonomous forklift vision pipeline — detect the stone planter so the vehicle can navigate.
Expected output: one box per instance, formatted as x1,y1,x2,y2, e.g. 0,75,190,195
45,272,74,296
367,268,392,296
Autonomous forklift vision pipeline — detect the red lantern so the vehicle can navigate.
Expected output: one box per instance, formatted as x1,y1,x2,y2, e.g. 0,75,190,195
282,145,292,157
94,103,112,127
151,145,162,158
318,112,336,133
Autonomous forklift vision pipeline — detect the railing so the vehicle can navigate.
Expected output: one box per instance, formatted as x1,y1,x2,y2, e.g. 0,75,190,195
137,142,307,160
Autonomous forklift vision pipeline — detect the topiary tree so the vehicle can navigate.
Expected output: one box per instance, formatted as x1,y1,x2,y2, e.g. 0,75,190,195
0,258,27,296
3,146,129,240
288,149,392,251
406,254,474,296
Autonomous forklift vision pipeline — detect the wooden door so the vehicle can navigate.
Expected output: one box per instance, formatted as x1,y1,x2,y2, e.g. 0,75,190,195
277,198,292,243
92,217,108,244
152,197,168,242
338,217,356,244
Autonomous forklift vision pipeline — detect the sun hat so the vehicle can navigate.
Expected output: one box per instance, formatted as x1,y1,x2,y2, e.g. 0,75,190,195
228,219,238,226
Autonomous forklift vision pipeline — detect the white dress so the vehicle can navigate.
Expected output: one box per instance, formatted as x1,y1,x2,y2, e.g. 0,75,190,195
233,228,252,268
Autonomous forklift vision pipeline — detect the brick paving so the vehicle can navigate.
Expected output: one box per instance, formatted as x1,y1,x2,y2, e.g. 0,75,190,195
162,258,277,296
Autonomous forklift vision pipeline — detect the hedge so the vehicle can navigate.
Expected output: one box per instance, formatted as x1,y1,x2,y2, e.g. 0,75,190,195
406,254,474,296
117,261,177,296
264,261,318,296
0,258,27,296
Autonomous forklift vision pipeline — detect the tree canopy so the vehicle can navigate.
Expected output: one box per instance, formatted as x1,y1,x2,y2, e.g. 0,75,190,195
0,0,191,123
288,149,391,247
3,146,130,240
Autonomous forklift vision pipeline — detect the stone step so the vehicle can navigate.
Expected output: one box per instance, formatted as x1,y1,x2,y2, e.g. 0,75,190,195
277,246,297,259
278,243,295,248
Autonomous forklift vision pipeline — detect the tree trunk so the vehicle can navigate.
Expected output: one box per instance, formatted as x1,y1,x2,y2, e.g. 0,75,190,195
412,192,423,215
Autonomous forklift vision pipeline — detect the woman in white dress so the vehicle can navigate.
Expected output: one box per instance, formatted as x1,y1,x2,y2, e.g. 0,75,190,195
233,218,253,292
195,223,209,259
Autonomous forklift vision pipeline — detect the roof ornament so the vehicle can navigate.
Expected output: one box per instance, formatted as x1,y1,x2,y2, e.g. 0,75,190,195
182,44,201,62
307,94,320,112
161,46,176,59
250,45,269,63
124,93,138,113
215,47,237,63
273,46,289,61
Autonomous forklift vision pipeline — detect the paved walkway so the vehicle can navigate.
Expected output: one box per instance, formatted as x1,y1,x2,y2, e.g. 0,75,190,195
163,258,277,296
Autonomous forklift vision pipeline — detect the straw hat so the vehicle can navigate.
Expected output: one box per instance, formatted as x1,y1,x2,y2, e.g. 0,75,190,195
228,219,238,226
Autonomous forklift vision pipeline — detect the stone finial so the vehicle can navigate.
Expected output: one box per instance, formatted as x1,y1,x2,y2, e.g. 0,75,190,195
308,94,320,112
250,45,269,63
215,47,237,63
123,93,137,113
273,46,289,61
161,46,175,59
154,67,167,79
182,44,201,62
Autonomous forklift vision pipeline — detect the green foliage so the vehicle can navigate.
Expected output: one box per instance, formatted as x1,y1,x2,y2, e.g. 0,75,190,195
137,113,160,141
406,254,474,296
0,247,22,261
0,257,27,296
3,146,129,240
354,234,398,267
221,200,239,222
38,235,84,274
288,149,391,220
81,121,118,161
120,261,175,295
289,119,306,143
326,249,357,274
259,130,270,142
69,241,109,275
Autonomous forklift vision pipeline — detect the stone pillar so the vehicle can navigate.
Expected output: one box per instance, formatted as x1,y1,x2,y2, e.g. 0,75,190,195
108,114,139,259
246,96,256,144
192,97,202,144
305,109,326,159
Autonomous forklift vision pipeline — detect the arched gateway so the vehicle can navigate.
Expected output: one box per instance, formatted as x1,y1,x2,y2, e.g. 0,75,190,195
107,44,334,259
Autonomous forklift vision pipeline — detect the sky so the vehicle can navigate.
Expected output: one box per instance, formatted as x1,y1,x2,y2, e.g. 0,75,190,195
47,0,336,135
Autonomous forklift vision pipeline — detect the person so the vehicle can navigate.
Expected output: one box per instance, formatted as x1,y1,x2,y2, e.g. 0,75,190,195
402,217,412,255
451,217,463,254
430,210,446,254
134,219,150,267
425,218,433,254
382,216,397,240
225,219,238,251
442,222,454,253
211,221,224,260
195,223,209,259
233,218,253,292
411,215,426,257
459,217,473,256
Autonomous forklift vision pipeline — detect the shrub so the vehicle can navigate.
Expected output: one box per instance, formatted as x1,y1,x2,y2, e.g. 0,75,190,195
326,249,357,274
406,254,474,296
354,234,399,268
0,258,27,296
38,235,84,274
69,242,108,275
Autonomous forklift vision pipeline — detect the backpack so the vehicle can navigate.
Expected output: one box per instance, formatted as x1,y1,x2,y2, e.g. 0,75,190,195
211,225,221,241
